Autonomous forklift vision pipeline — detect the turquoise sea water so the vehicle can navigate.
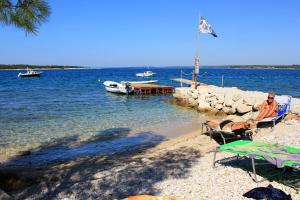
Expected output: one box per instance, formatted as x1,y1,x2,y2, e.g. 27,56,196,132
0,68,299,165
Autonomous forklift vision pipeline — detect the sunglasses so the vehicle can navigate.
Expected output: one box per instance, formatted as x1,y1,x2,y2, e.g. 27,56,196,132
268,96,274,99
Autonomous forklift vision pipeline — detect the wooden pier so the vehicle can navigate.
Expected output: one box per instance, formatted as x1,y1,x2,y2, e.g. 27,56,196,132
171,78,200,85
131,83,174,95
171,78,206,86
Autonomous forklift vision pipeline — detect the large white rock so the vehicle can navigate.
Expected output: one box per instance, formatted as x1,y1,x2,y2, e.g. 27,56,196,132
222,106,236,114
242,111,260,120
198,101,211,111
232,94,242,102
216,94,225,104
206,96,217,103
224,94,234,107
193,89,199,96
236,102,253,114
215,103,223,110
188,98,198,106
291,98,300,114
225,115,244,122
243,96,257,106
191,92,198,99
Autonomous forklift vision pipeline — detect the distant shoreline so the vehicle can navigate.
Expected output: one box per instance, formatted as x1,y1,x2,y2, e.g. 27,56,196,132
0,64,88,70
0,68,89,70
1,65,300,70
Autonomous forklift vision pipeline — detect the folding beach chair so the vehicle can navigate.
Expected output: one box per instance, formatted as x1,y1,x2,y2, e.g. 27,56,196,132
213,140,300,183
202,122,253,144
258,96,292,128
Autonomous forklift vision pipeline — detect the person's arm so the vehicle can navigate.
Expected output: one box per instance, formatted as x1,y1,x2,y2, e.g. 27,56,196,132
255,101,269,120
255,101,266,110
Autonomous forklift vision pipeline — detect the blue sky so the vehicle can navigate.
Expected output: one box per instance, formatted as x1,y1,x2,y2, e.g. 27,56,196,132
1,0,300,67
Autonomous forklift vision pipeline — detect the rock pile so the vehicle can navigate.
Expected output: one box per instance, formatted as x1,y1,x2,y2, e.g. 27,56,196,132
173,85,300,119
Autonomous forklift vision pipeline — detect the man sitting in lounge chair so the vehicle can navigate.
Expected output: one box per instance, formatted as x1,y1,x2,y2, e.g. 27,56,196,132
255,92,278,121
205,119,256,133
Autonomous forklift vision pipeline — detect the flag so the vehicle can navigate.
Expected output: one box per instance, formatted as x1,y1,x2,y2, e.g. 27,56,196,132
199,17,217,37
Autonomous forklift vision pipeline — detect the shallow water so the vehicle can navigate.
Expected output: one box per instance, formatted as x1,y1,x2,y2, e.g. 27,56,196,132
0,67,299,165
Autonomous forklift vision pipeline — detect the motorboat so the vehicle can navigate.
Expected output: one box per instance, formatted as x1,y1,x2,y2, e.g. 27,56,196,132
103,81,133,94
18,68,42,77
121,80,158,84
135,71,156,77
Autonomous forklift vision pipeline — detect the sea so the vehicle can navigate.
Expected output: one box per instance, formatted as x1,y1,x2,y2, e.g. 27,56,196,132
0,67,299,166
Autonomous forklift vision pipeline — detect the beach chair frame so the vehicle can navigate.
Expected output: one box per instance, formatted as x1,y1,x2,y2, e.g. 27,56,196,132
212,140,300,183
212,148,286,183
258,96,292,129
202,123,253,144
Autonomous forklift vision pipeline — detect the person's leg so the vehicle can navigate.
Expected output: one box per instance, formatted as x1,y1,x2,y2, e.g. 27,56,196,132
206,120,219,128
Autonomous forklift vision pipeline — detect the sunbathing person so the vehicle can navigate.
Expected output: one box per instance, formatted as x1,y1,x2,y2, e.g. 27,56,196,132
255,92,278,121
205,119,256,133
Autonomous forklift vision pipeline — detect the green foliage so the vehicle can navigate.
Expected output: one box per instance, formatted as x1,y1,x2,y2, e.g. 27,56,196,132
0,0,51,34
215,65,300,69
0,64,86,69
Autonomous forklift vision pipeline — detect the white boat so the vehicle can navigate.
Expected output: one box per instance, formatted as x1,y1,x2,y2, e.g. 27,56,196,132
18,67,42,77
103,81,133,94
136,71,156,77
121,80,158,84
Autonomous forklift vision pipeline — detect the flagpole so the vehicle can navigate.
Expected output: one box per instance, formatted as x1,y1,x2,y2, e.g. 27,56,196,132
194,16,200,89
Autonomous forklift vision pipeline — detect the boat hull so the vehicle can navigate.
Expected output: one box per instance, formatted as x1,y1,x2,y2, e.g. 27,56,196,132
136,74,155,77
103,81,133,94
18,73,42,77
135,71,156,77
121,80,158,84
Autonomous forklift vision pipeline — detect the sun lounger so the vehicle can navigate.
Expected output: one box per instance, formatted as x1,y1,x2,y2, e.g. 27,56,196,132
258,96,292,128
213,140,300,182
202,122,253,144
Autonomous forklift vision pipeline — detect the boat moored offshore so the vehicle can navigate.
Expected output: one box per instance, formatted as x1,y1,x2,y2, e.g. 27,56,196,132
18,67,42,77
135,71,156,77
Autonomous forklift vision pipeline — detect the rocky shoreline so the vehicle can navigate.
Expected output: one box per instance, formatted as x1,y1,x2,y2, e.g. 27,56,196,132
172,85,300,119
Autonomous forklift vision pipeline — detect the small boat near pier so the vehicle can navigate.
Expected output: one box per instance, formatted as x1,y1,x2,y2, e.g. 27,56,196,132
103,81,133,94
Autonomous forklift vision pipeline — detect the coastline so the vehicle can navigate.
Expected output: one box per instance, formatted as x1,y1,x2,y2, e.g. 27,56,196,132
0,74,300,199
0,68,88,70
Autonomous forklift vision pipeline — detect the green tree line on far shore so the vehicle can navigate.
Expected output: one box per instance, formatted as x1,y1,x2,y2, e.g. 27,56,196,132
216,65,300,69
0,64,85,69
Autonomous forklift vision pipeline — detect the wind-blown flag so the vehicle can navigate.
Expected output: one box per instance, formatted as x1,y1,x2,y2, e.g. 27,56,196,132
199,17,217,37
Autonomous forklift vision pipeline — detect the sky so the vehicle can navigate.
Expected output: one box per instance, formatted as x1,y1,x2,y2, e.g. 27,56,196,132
1,0,300,67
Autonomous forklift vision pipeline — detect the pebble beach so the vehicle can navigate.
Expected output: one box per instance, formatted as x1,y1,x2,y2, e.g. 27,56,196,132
1,116,299,199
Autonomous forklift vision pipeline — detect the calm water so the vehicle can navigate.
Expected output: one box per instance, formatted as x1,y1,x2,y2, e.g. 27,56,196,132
0,67,299,165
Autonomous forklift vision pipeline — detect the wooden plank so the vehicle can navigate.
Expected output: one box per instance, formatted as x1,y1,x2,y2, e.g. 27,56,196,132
131,83,174,95
131,83,173,89
171,78,200,85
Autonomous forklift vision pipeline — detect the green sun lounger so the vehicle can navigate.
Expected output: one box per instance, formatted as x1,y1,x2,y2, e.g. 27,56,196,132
213,140,300,182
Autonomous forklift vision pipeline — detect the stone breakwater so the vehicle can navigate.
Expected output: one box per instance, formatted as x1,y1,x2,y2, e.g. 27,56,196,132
173,85,300,119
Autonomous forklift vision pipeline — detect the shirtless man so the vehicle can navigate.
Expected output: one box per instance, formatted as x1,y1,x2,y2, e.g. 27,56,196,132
255,92,278,121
